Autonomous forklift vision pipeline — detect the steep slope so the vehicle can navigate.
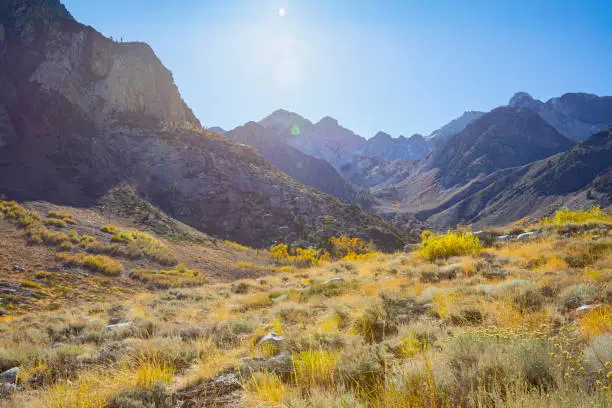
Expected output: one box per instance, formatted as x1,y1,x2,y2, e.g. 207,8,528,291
0,0,406,250
225,121,373,207
509,92,612,141
426,110,485,143
432,106,575,187
260,110,366,169
422,127,612,228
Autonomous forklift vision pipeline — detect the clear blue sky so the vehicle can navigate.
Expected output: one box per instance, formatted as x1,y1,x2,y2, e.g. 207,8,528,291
63,0,612,138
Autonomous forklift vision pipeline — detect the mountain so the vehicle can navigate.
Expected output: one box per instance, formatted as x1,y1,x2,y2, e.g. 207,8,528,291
0,0,407,250
225,121,372,207
420,127,612,228
357,132,431,161
208,126,226,135
426,110,485,143
432,106,576,187
509,92,612,141
259,110,366,169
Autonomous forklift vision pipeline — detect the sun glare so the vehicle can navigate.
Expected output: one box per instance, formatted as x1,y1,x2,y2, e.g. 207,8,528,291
278,8,286,17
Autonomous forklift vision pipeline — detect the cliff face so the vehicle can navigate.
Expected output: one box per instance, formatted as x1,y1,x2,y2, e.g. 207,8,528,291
0,0,407,250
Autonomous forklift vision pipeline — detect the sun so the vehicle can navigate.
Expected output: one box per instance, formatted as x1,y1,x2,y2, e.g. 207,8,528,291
278,8,286,17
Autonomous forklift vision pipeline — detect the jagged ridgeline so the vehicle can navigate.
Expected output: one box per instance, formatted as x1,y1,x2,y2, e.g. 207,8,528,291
0,0,408,250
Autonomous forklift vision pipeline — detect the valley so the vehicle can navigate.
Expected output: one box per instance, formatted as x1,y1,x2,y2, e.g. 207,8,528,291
0,1,611,407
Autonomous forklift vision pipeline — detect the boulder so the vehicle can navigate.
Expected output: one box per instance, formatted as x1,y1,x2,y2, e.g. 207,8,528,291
0,367,20,384
324,277,345,284
12,265,25,272
237,352,293,380
175,372,243,407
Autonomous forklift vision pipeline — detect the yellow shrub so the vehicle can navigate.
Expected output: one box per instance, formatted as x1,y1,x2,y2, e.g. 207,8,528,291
270,243,327,267
341,252,379,262
244,372,288,404
57,253,123,276
541,206,612,225
224,240,251,251
418,230,481,261
135,360,174,389
330,235,375,259
292,349,339,387
47,210,77,225
83,255,123,276
579,305,612,339
100,225,118,234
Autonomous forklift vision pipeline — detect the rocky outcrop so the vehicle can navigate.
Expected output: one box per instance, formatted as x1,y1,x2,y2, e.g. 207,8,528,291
0,0,407,250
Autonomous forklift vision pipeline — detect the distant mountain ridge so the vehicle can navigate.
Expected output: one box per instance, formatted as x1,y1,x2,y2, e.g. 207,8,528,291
509,92,612,141
432,106,576,187
225,121,373,207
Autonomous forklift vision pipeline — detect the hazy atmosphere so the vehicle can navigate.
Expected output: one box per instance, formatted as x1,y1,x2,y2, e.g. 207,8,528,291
63,0,612,136
1,1,611,407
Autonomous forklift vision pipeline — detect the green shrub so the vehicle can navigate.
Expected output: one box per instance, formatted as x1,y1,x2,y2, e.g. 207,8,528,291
558,283,597,310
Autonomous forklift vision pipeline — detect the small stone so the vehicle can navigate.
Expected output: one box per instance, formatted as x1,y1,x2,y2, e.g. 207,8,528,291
324,276,344,284
105,322,130,331
12,265,25,272
0,367,20,384
576,304,601,313
517,231,537,240
258,332,284,344
495,235,513,242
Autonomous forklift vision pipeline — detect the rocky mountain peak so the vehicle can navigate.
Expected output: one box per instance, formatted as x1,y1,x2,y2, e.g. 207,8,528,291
371,131,393,141
508,92,542,109
316,116,339,127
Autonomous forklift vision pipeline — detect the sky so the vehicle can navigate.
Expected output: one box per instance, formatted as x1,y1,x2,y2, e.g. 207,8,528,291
62,0,612,138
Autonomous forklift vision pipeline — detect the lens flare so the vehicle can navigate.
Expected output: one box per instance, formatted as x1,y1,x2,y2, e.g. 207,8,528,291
290,125,301,136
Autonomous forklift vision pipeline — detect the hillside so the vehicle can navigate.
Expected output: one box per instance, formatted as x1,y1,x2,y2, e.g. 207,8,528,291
0,0,406,250
225,122,373,208
423,127,612,228
1,199,610,406
432,106,576,187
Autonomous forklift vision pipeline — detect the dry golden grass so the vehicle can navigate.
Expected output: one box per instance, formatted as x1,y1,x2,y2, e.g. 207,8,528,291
1,199,611,407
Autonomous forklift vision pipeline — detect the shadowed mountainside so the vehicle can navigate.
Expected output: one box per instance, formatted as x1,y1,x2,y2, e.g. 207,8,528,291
0,0,408,249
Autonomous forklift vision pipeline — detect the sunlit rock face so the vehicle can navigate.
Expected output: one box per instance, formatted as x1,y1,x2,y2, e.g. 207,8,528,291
426,110,485,144
509,92,612,141
0,0,407,250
